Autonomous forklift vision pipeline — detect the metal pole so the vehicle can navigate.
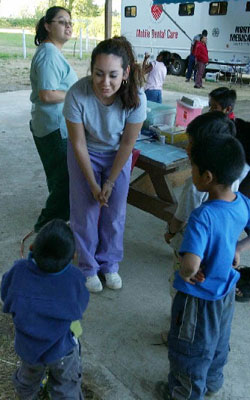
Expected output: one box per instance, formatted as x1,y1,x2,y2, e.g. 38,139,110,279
105,0,112,39
22,29,26,59
79,28,83,59
161,8,192,42
86,26,89,52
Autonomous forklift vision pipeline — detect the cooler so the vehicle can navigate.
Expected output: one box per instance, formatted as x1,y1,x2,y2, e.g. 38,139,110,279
143,101,176,130
175,100,202,127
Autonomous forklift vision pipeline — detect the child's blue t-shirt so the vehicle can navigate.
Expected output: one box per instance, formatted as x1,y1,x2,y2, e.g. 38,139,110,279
174,192,250,301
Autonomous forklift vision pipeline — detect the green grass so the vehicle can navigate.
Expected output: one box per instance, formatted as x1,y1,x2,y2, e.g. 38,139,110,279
0,32,35,48
0,32,98,60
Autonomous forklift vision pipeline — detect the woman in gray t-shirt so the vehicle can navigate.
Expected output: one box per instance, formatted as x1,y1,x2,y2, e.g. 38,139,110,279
64,37,147,293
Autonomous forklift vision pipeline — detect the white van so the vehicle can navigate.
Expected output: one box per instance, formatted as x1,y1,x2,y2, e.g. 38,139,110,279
121,0,250,75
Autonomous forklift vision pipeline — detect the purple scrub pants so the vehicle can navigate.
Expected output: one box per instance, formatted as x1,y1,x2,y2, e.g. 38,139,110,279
68,142,132,277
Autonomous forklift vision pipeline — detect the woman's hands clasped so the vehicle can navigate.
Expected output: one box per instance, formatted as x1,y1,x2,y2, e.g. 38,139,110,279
91,179,114,208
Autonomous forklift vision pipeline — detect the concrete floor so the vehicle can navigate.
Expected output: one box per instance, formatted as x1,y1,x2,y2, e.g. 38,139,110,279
0,90,250,400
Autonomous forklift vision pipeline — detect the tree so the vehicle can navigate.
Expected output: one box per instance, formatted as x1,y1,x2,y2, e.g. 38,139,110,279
73,0,100,18
35,0,100,17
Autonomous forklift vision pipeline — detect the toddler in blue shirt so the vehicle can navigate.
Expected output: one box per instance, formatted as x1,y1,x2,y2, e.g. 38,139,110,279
1,219,89,400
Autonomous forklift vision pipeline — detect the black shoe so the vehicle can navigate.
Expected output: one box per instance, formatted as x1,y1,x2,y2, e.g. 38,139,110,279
185,79,190,82
155,381,172,399
194,85,200,88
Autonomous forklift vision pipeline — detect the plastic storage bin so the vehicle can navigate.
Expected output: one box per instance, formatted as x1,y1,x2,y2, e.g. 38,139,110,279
175,100,202,127
205,72,219,82
143,101,176,130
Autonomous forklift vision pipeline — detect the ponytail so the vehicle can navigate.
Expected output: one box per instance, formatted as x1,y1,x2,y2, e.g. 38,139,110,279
91,36,144,109
34,16,47,46
34,6,71,46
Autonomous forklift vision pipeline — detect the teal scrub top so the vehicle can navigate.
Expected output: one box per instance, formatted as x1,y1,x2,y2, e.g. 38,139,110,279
30,42,78,139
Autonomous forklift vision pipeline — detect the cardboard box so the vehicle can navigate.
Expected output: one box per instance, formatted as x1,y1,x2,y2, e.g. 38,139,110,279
150,125,188,144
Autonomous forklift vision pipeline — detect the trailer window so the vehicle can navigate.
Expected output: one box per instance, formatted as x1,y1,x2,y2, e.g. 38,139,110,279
125,6,137,17
179,3,195,16
209,2,228,15
246,2,250,11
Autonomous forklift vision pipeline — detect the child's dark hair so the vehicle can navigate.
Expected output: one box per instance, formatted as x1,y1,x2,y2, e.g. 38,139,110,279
158,51,172,67
32,219,75,273
91,36,144,109
235,118,250,165
201,29,208,36
191,134,245,186
34,6,71,46
187,111,236,145
200,35,207,41
209,87,237,111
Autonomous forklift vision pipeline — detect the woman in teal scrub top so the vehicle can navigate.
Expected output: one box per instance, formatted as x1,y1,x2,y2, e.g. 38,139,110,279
30,6,77,232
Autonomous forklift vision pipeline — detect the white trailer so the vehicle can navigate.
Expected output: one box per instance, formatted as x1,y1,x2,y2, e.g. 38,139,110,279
121,0,250,75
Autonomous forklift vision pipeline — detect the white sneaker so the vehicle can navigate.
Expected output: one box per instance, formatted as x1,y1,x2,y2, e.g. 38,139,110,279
86,275,103,293
105,272,122,290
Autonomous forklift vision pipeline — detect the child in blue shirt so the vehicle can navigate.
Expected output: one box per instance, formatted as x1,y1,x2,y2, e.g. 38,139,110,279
1,219,89,400
156,131,250,399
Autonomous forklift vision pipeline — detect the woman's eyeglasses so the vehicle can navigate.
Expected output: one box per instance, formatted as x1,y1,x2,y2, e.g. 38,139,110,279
51,20,73,28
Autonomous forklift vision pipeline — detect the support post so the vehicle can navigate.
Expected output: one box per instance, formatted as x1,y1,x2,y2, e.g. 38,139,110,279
79,28,83,59
105,0,112,39
22,29,26,59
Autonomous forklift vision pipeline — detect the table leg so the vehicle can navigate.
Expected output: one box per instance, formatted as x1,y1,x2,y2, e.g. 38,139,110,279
128,170,178,222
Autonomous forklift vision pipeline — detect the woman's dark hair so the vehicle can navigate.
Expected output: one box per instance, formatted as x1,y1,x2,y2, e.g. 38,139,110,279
191,134,245,186
91,36,144,109
187,111,236,145
34,6,71,46
209,87,237,111
32,219,75,273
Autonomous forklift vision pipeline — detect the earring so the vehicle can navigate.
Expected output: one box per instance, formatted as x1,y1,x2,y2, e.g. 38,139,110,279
122,79,128,86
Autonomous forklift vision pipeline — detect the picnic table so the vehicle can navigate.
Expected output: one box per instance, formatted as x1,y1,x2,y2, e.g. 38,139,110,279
128,140,189,222
207,60,247,86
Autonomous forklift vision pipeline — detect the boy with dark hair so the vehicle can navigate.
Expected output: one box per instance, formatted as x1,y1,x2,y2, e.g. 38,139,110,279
209,87,237,119
164,112,238,302
1,219,89,400
157,134,250,399
209,87,250,219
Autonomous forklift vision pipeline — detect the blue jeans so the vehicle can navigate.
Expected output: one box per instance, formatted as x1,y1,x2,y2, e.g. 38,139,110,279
145,89,162,103
186,53,196,81
167,288,235,399
13,341,84,400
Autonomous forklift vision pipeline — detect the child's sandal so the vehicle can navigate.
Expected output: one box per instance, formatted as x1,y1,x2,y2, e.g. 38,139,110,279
235,285,250,302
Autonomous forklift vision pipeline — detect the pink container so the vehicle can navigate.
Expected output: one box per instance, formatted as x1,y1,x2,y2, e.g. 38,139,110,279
175,100,202,127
